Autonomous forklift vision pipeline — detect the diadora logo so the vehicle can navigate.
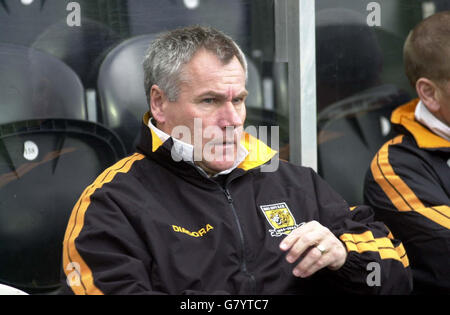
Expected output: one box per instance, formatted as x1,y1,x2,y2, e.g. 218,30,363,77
172,224,214,238
260,202,303,237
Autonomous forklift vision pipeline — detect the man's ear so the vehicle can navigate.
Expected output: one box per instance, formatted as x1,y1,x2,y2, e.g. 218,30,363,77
416,78,441,113
149,85,167,124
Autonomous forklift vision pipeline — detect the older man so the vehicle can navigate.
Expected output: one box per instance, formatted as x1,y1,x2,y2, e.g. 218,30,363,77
62,26,411,295
364,11,450,294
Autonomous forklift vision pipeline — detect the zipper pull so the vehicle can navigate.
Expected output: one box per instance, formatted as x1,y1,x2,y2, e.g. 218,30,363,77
224,189,233,203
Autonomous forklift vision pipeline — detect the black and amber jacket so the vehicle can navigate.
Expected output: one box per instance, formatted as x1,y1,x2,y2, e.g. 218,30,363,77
61,113,412,295
364,99,450,294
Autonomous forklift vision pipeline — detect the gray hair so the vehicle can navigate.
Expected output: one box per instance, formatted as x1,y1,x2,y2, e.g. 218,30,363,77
143,25,248,104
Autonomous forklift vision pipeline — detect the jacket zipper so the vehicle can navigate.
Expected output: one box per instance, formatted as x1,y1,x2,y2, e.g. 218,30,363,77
190,165,256,293
222,187,256,294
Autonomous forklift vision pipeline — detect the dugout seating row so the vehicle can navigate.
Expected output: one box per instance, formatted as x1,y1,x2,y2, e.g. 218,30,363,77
0,37,269,294
0,0,261,293
0,30,410,294
0,43,128,294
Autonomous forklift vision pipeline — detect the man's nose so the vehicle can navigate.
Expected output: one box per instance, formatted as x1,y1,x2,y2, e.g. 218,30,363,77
218,101,244,128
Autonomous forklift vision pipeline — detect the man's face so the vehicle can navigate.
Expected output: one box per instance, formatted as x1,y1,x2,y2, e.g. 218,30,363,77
156,49,247,174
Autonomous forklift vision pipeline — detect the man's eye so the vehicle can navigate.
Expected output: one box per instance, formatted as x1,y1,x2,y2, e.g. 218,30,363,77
203,98,215,104
232,98,244,105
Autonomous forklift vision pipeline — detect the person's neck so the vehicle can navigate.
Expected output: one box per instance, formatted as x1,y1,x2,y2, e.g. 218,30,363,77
195,161,218,177
433,110,449,127
415,100,450,141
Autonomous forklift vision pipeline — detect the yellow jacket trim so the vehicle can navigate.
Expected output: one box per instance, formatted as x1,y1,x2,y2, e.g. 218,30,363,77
143,112,164,152
370,135,424,211
238,132,278,171
370,135,450,229
391,99,450,149
63,153,146,295
415,206,450,229
340,231,409,268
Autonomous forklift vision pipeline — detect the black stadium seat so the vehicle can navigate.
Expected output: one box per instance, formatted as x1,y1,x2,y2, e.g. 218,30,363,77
0,0,69,47
0,119,126,294
0,43,87,123
0,0,123,89
0,44,126,294
317,85,410,205
97,35,155,153
97,34,263,153
315,8,411,206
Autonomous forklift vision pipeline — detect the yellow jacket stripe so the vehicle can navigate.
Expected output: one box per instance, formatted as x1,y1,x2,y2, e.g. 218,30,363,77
340,231,409,268
415,206,450,229
63,153,146,295
370,135,450,229
370,135,423,211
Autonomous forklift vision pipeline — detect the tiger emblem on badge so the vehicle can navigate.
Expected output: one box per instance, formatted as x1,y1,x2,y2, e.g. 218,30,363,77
260,202,303,237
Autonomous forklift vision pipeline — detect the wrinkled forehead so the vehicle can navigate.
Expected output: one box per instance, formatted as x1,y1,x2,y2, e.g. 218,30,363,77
180,51,246,91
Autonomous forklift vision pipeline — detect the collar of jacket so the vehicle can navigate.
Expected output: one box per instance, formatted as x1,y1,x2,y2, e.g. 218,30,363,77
137,112,278,175
391,98,450,150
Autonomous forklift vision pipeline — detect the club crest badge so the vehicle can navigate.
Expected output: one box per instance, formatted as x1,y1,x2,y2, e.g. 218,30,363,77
260,202,302,237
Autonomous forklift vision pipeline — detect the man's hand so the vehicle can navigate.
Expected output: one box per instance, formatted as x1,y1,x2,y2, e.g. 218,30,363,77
279,221,348,278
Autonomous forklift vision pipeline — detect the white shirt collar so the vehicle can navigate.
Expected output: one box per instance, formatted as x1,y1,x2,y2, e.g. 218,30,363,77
415,100,450,142
148,118,249,177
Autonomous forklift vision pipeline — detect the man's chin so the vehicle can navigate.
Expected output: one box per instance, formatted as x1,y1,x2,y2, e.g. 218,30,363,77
197,159,237,176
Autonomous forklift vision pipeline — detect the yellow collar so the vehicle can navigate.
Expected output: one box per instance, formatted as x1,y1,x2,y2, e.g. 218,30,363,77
143,112,278,171
391,99,450,149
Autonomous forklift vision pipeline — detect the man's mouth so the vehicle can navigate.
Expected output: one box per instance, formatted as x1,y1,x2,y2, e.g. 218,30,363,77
217,142,236,148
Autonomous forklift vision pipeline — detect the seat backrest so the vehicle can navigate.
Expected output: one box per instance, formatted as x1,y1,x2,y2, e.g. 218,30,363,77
0,118,126,294
97,35,153,153
314,8,412,205
0,43,126,293
0,43,87,124
0,0,68,47
31,17,122,89
97,34,263,153
0,0,124,88
317,85,411,205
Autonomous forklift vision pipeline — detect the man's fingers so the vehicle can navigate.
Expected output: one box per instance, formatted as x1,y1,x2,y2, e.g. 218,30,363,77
279,220,320,251
280,221,329,264
292,241,332,277
279,221,348,278
279,224,306,251
285,242,309,263
290,236,348,278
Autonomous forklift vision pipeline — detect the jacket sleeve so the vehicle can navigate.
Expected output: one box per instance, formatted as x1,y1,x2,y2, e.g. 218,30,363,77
61,183,162,295
307,168,413,294
61,180,229,295
363,137,450,292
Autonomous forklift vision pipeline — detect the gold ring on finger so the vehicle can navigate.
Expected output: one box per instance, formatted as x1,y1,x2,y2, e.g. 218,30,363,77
316,244,327,255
